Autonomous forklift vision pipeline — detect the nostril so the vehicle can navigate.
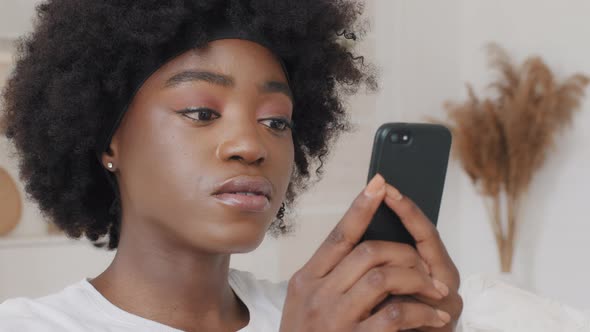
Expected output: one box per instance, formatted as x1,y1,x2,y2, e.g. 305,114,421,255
228,155,264,166
253,157,265,166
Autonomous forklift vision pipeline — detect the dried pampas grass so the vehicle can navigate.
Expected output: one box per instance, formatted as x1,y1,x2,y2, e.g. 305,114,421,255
444,44,589,272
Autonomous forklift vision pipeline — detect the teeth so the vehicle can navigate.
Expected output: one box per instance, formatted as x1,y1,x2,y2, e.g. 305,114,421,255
233,192,259,196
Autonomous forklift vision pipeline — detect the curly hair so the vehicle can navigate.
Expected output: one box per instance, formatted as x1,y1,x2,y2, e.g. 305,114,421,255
1,0,376,249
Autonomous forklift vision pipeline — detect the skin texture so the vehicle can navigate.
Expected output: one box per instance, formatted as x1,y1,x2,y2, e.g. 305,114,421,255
92,39,295,331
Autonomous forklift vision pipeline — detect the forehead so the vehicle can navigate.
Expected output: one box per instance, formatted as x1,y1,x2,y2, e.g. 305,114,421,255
150,39,288,84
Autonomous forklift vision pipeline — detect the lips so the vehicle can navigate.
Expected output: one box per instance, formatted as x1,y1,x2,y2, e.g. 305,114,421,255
211,176,272,212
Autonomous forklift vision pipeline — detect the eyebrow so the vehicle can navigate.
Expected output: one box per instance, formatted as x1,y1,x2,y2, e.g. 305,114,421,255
163,70,292,101
164,70,233,88
262,81,293,100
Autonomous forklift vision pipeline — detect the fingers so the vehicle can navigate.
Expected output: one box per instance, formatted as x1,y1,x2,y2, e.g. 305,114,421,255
413,289,464,331
340,266,447,320
325,240,429,293
383,184,460,289
302,174,386,278
411,281,451,307
356,299,451,332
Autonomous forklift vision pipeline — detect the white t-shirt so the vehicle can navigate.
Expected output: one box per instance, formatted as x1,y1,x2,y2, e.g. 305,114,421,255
0,269,288,332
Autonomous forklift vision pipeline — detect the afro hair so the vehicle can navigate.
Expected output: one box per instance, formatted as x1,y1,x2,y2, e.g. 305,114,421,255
1,0,376,249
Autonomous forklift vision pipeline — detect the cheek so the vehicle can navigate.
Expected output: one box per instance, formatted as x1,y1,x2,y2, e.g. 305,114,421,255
117,106,213,212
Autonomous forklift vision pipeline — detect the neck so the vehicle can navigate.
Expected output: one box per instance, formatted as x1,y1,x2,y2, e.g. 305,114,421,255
90,217,249,331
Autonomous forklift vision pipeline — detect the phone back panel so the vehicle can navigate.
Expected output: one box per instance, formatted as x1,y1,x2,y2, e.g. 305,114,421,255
362,123,452,245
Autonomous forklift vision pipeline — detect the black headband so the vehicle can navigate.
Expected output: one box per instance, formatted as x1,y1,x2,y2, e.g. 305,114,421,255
95,24,289,159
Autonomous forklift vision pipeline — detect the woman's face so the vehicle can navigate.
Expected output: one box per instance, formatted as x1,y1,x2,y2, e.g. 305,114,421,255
103,39,295,253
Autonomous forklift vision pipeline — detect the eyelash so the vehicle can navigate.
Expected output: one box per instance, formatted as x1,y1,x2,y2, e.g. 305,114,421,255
177,107,221,122
176,107,293,132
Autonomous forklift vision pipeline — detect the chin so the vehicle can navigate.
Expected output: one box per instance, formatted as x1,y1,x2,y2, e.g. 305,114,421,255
216,233,267,254
191,217,271,254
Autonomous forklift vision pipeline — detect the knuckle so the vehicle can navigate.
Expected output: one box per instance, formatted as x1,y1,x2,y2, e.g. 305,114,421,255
326,227,355,252
352,193,370,210
305,293,324,318
288,270,309,294
383,303,404,325
367,268,387,289
356,241,378,259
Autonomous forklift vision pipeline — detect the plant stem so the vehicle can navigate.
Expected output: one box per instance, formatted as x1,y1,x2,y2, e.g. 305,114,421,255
504,193,520,273
485,194,507,271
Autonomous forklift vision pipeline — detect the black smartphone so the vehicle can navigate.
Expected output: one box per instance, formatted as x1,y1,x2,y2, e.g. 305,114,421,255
362,123,452,246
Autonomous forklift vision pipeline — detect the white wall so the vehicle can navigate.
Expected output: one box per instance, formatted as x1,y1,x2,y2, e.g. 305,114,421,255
372,0,590,308
0,0,38,39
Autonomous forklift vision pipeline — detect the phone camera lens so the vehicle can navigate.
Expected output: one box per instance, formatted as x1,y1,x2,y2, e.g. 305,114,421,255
390,131,411,144
390,133,400,143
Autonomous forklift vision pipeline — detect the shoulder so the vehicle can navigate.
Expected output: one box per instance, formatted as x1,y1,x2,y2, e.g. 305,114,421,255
0,280,105,331
0,296,69,331
0,297,49,331
229,269,288,310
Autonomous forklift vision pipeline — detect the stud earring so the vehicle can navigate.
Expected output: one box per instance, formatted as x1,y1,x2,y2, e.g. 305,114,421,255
107,162,114,170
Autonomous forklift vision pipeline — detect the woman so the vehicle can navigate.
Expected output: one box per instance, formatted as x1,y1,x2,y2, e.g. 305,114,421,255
0,0,462,331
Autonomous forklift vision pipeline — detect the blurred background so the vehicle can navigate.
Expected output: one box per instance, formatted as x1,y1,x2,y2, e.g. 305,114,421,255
1,0,588,309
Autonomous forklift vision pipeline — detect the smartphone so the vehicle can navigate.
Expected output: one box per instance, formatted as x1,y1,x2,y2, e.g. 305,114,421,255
361,123,452,246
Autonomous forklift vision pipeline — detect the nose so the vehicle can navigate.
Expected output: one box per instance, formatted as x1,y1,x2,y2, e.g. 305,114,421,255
216,120,267,166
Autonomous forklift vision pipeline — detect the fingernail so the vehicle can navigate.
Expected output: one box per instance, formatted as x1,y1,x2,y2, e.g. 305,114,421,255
365,174,385,197
433,279,450,297
436,309,451,324
386,185,403,201
433,318,446,328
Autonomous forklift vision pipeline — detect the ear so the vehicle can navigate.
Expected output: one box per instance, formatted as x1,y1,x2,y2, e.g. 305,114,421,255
100,133,120,170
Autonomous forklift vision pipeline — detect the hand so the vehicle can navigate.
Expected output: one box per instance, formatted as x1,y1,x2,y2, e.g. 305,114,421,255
382,183,463,332
280,174,460,332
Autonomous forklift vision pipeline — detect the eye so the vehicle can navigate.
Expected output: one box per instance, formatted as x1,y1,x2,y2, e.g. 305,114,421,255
259,118,293,132
177,107,221,122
